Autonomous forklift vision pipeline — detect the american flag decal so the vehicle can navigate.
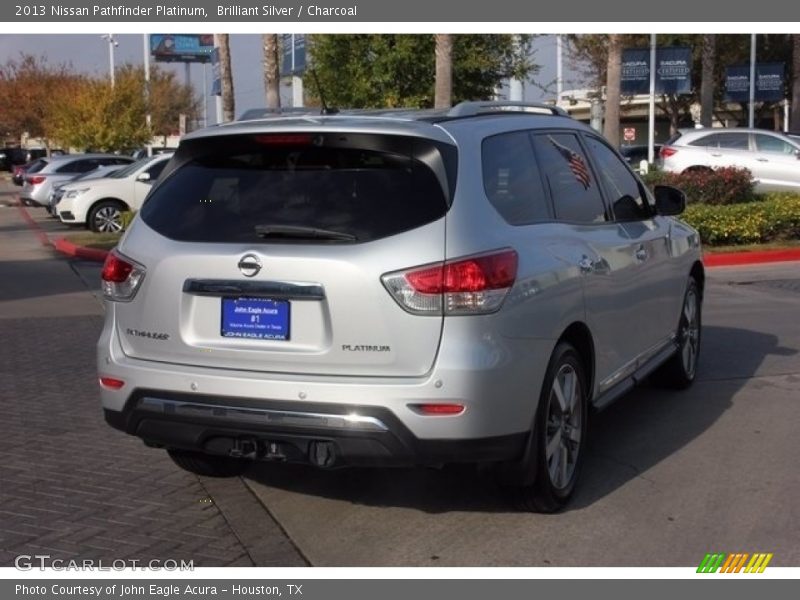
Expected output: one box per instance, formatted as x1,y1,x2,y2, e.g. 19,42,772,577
549,136,591,189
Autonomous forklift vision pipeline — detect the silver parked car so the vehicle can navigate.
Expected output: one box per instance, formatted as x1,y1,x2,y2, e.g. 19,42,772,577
21,153,134,207
99,102,704,512
661,127,800,192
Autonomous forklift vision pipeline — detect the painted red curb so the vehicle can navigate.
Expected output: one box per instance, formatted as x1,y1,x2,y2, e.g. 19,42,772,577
703,248,800,268
53,237,110,263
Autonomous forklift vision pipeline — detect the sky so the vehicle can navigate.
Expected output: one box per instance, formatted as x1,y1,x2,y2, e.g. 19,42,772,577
0,34,584,126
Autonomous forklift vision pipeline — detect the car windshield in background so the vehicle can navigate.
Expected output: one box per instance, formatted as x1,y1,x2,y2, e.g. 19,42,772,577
108,157,152,179
141,136,450,244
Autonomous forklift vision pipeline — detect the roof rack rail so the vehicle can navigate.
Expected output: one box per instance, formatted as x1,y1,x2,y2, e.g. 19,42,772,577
447,101,568,118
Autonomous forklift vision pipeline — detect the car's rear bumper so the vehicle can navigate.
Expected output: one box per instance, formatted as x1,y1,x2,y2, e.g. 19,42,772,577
104,390,527,468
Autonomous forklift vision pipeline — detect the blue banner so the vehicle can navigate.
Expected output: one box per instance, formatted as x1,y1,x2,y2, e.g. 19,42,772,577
656,47,692,95
621,48,650,95
621,47,692,95
725,63,786,102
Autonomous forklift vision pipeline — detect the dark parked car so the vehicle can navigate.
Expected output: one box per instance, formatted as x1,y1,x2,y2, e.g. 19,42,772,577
619,144,662,168
0,147,26,171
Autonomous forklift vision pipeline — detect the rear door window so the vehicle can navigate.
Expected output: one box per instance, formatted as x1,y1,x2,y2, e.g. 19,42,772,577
56,159,96,174
689,132,750,150
482,131,551,224
532,133,606,223
141,134,454,244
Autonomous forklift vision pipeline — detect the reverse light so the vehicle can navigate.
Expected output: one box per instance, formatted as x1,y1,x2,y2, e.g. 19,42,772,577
382,249,518,315
101,250,145,302
660,146,678,159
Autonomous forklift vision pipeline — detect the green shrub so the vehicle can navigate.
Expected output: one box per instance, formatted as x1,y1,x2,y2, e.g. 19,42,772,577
120,210,137,231
642,167,754,205
681,194,800,245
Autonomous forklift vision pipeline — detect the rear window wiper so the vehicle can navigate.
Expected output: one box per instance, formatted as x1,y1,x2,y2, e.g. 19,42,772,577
254,224,357,242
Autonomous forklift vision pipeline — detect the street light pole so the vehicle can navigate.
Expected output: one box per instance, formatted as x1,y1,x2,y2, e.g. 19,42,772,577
102,34,117,88
143,34,152,156
749,33,756,128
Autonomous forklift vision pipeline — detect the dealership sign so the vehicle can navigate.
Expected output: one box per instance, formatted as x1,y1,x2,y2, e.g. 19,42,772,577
150,34,215,63
725,63,785,102
280,34,307,77
621,47,692,95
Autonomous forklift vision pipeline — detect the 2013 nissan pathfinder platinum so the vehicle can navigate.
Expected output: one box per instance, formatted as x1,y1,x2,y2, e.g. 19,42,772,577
99,102,703,512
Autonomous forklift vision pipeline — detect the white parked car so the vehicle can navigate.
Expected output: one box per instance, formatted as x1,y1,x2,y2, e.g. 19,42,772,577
56,154,173,232
660,127,800,193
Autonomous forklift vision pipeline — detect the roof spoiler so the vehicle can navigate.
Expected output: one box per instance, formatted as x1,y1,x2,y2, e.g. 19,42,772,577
447,101,568,118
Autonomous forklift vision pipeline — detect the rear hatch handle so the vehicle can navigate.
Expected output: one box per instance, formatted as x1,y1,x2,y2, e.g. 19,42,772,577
183,279,325,300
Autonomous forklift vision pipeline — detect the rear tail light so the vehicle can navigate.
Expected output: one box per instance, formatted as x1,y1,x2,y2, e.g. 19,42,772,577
254,134,315,145
410,403,465,416
660,146,678,159
382,249,518,315
101,250,145,302
98,376,125,390
27,175,46,185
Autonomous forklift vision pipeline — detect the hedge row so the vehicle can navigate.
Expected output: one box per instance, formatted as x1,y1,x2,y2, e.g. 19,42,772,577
643,167,754,205
681,193,800,245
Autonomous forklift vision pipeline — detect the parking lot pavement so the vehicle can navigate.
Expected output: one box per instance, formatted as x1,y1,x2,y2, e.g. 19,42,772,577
244,262,800,567
0,200,306,567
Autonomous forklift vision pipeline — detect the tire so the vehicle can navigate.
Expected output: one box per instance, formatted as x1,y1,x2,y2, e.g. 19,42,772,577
88,200,126,233
513,342,589,513
683,166,713,175
168,449,248,478
652,278,702,390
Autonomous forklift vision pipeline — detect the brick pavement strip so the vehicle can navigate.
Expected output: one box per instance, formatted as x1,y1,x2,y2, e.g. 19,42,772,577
0,201,308,567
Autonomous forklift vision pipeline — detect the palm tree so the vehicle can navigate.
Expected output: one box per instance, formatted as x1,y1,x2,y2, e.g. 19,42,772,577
700,35,715,127
216,34,235,122
434,34,453,109
603,34,622,146
263,34,281,110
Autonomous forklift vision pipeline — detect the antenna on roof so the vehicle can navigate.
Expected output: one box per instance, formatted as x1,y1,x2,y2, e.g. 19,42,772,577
309,69,338,115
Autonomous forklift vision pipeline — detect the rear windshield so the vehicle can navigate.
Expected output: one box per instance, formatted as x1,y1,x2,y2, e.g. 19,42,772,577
141,134,453,244
27,159,48,173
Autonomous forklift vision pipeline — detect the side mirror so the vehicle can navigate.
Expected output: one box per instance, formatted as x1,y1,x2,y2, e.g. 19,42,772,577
653,184,686,216
136,172,151,183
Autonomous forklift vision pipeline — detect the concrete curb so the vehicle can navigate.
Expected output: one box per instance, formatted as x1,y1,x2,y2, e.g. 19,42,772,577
15,203,110,263
703,248,800,268
16,205,51,247
53,237,110,263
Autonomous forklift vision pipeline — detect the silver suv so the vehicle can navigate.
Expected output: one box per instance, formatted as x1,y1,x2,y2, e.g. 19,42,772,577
99,102,703,512
661,127,800,192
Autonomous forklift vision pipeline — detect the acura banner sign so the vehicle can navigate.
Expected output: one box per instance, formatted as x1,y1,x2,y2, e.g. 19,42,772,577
725,63,785,102
621,46,692,95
